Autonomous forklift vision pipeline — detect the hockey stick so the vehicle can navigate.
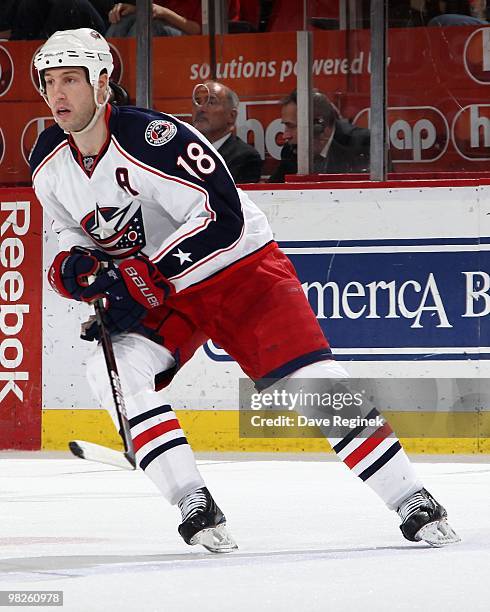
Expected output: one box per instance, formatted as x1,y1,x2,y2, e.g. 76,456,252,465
68,439,135,470
69,270,136,470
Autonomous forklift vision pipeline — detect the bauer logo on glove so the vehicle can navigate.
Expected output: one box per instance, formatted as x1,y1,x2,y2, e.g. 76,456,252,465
81,256,170,309
122,265,162,309
78,254,172,340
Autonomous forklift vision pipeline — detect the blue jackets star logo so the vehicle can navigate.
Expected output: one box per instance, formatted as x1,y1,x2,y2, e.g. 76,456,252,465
81,202,146,257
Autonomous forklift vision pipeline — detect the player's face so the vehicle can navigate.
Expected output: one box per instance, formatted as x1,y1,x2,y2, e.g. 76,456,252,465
281,103,298,146
44,68,96,132
192,83,236,142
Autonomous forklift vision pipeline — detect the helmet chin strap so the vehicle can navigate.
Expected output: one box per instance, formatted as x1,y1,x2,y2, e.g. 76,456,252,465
41,83,110,135
68,84,110,136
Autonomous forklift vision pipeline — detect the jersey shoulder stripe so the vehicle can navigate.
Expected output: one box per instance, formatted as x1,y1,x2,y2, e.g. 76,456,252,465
109,106,237,190
29,124,66,177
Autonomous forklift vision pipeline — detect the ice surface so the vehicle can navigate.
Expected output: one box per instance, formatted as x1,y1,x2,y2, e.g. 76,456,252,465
0,452,488,612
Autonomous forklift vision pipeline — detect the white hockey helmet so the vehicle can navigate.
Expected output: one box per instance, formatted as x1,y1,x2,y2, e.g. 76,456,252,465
34,29,114,134
34,28,113,94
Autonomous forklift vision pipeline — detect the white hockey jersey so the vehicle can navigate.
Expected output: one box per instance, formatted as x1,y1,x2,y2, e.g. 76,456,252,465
30,105,273,292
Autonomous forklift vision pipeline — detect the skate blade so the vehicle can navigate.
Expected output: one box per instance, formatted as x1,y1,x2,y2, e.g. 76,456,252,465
415,519,461,547
190,523,238,553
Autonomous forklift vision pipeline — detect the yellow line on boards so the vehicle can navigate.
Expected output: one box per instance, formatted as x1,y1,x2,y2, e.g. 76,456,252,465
42,409,490,454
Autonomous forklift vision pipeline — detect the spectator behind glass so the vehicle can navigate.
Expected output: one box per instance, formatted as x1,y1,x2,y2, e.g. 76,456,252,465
268,89,370,183
0,0,17,38
425,0,487,24
107,1,240,37
9,0,111,40
192,81,263,184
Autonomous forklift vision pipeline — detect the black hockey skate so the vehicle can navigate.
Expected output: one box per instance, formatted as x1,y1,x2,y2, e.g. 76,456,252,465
178,487,238,553
397,488,460,547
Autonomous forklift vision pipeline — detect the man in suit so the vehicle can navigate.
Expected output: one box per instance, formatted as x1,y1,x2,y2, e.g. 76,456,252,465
192,81,262,184
268,89,371,183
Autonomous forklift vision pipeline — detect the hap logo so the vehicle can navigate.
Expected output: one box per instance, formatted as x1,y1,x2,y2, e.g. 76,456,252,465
236,99,283,160
0,127,4,165
452,104,490,160
21,117,57,165
355,106,449,163
0,45,14,97
109,42,124,83
464,27,490,84
30,45,42,91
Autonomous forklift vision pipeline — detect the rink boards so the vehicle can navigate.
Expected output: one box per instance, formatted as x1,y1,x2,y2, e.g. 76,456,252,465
2,181,490,452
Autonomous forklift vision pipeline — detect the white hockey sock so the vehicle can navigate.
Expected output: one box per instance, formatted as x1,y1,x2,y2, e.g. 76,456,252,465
86,335,205,505
287,361,423,510
126,390,205,505
328,416,422,510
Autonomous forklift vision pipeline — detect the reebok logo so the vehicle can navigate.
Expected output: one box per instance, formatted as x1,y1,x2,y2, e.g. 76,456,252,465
0,201,31,404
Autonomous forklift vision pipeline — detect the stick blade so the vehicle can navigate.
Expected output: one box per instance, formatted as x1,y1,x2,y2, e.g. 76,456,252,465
69,440,136,470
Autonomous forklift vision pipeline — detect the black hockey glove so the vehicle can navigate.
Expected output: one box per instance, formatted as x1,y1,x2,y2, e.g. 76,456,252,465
48,246,113,301
80,255,171,341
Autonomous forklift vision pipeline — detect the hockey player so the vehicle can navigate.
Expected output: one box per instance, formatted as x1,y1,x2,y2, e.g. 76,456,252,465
31,28,459,552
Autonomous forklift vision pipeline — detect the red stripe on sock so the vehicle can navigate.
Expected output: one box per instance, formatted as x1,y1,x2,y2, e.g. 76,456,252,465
133,419,181,452
343,423,393,469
